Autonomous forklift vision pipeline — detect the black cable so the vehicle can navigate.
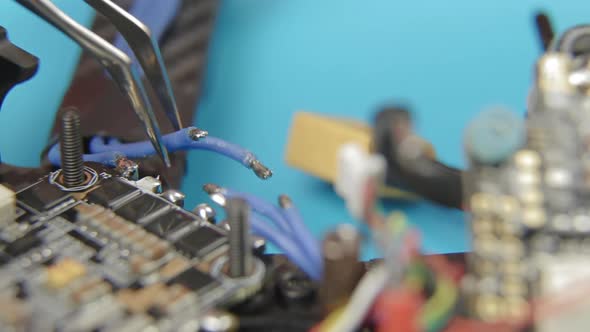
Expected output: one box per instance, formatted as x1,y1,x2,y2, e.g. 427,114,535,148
534,12,554,52
373,107,463,209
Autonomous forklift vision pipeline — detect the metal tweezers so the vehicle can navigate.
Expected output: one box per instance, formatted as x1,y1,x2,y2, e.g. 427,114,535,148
15,0,185,167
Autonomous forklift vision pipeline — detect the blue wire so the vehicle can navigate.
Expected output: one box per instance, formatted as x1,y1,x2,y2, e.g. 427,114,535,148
48,127,259,169
250,213,321,280
281,205,323,274
219,188,323,277
222,189,293,235
49,145,124,167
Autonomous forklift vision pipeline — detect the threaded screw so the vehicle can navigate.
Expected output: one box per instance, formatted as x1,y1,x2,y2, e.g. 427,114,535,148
226,198,252,278
60,108,85,188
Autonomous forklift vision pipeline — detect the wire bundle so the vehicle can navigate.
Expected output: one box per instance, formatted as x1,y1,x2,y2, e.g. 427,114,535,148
203,184,323,281
47,127,271,179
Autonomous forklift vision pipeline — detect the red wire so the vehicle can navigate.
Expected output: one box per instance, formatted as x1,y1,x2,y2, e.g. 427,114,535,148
373,289,424,332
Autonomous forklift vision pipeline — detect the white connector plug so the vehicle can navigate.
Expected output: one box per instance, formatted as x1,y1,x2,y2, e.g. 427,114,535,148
335,143,386,219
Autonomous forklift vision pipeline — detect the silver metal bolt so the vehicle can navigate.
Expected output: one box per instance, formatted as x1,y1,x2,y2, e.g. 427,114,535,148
60,108,85,188
226,198,252,278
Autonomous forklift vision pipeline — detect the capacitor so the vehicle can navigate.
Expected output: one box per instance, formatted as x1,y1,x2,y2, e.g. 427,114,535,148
465,107,526,165
318,224,364,314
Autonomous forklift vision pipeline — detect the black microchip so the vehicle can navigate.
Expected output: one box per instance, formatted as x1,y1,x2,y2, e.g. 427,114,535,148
68,229,103,252
16,181,70,212
114,194,170,223
168,268,220,295
146,306,165,320
173,226,226,258
0,253,11,266
15,205,33,224
144,209,194,238
59,208,79,223
5,231,43,256
86,178,138,207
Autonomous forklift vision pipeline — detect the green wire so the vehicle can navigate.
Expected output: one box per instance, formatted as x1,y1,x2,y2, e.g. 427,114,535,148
420,277,458,332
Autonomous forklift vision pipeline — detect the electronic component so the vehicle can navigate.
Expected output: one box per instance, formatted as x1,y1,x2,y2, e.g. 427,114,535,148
0,169,263,330
114,194,170,222
536,255,590,332
86,178,138,207
319,225,364,313
46,258,87,289
10,4,590,332
4,230,43,256
144,209,193,237
174,226,226,258
16,180,70,212
168,267,221,296
68,229,104,253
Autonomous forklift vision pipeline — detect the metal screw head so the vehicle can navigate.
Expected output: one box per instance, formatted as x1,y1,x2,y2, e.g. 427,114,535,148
193,203,216,223
161,189,186,207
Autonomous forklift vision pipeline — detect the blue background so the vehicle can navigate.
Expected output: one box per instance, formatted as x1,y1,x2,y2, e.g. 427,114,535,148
1,1,589,257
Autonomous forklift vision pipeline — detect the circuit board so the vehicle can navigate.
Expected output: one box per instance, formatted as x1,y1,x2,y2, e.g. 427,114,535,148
0,167,266,331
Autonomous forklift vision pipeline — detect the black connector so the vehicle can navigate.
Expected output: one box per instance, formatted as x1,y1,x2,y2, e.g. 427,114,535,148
373,106,463,209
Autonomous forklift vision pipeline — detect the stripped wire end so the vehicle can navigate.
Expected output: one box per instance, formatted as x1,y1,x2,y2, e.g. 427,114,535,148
203,183,227,206
250,159,273,179
278,194,293,209
188,127,209,140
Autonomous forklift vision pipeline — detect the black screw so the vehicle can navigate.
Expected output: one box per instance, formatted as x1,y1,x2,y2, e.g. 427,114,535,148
60,108,85,188
226,198,252,278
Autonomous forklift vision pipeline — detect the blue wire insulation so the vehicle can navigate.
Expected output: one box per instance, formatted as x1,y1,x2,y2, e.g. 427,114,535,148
113,0,183,74
281,205,323,272
88,136,123,154
89,128,257,167
222,188,293,235
48,144,123,167
250,213,321,280
49,128,259,169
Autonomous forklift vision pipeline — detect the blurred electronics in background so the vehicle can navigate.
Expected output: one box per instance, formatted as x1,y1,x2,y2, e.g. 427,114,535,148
2,2,590,331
